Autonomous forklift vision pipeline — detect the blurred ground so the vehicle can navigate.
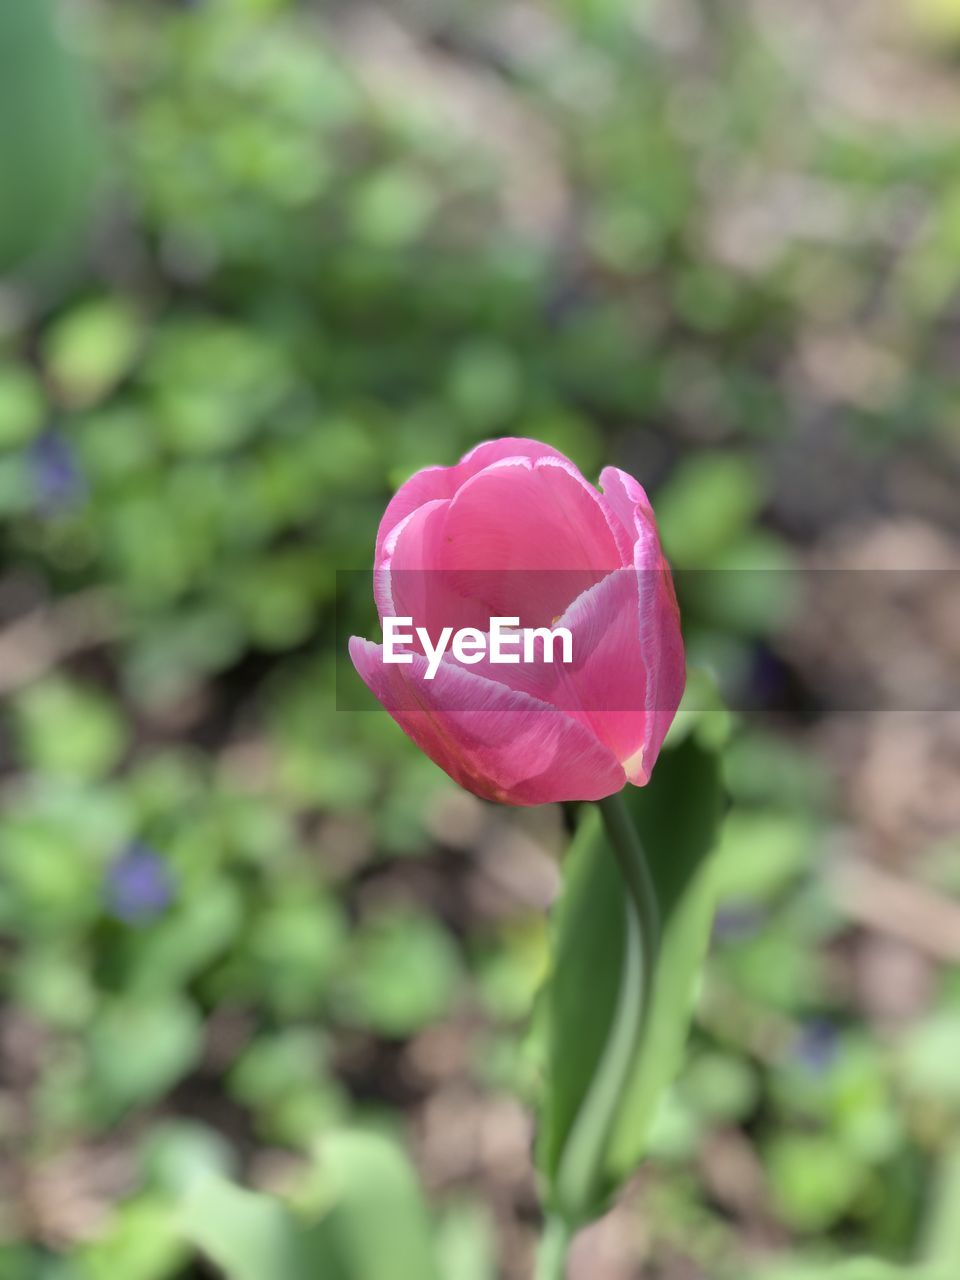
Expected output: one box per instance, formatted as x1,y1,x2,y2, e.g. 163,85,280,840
1,1,960,1277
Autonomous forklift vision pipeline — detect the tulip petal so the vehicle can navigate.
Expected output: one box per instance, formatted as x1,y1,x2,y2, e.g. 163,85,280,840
544,455,635,567
433,455,623,627
348,636,626,805
441,571,646,780
375,438,568,570
629,523,685,781
377,494,500,641
600,466,685,777
451,558,684,785
598,466,656,542
552,567,655,781
374,497,476,642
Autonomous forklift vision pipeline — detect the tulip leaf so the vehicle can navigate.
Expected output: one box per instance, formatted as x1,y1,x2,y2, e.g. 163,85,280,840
536,735,722,1221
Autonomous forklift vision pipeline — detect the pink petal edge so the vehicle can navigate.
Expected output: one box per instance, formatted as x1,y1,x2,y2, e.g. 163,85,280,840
348,636,626,806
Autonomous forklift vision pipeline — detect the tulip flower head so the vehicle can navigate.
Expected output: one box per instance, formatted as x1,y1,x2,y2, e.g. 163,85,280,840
349,438,685,805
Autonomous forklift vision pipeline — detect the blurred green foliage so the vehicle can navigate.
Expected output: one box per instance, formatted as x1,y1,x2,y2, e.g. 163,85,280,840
0,0,101,271
2,0,960,1277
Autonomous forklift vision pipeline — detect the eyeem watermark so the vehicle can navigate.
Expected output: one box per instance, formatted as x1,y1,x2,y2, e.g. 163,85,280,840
383,616,574,680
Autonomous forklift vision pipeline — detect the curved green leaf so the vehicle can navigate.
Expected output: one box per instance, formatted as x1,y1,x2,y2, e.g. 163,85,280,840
536,736,722,1219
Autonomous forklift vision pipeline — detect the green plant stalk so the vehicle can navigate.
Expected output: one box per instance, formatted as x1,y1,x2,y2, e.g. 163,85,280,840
922,1145,960,1271
550,791,662,1236
597,791,662,968
535,1216,572,1280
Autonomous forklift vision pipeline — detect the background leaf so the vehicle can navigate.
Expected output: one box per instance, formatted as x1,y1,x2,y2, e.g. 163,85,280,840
0,0,100,269
315,1131,441,1280
180,1133,438,1280
180,1178,329,1280
755,1263,950,1280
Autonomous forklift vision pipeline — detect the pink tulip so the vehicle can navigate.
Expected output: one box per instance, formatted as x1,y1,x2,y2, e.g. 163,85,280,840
349,438,685,806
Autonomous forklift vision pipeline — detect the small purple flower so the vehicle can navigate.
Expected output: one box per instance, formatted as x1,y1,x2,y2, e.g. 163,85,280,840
29,430,85,513
792,1018,839,1074
106,843,174,924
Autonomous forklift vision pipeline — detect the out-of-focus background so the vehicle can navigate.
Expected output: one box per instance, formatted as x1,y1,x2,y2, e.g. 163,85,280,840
2,1,960,1277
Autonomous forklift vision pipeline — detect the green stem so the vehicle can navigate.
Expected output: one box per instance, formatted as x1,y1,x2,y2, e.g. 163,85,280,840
598,791,661,967
535,1216,571,1280
551,791,661,1221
